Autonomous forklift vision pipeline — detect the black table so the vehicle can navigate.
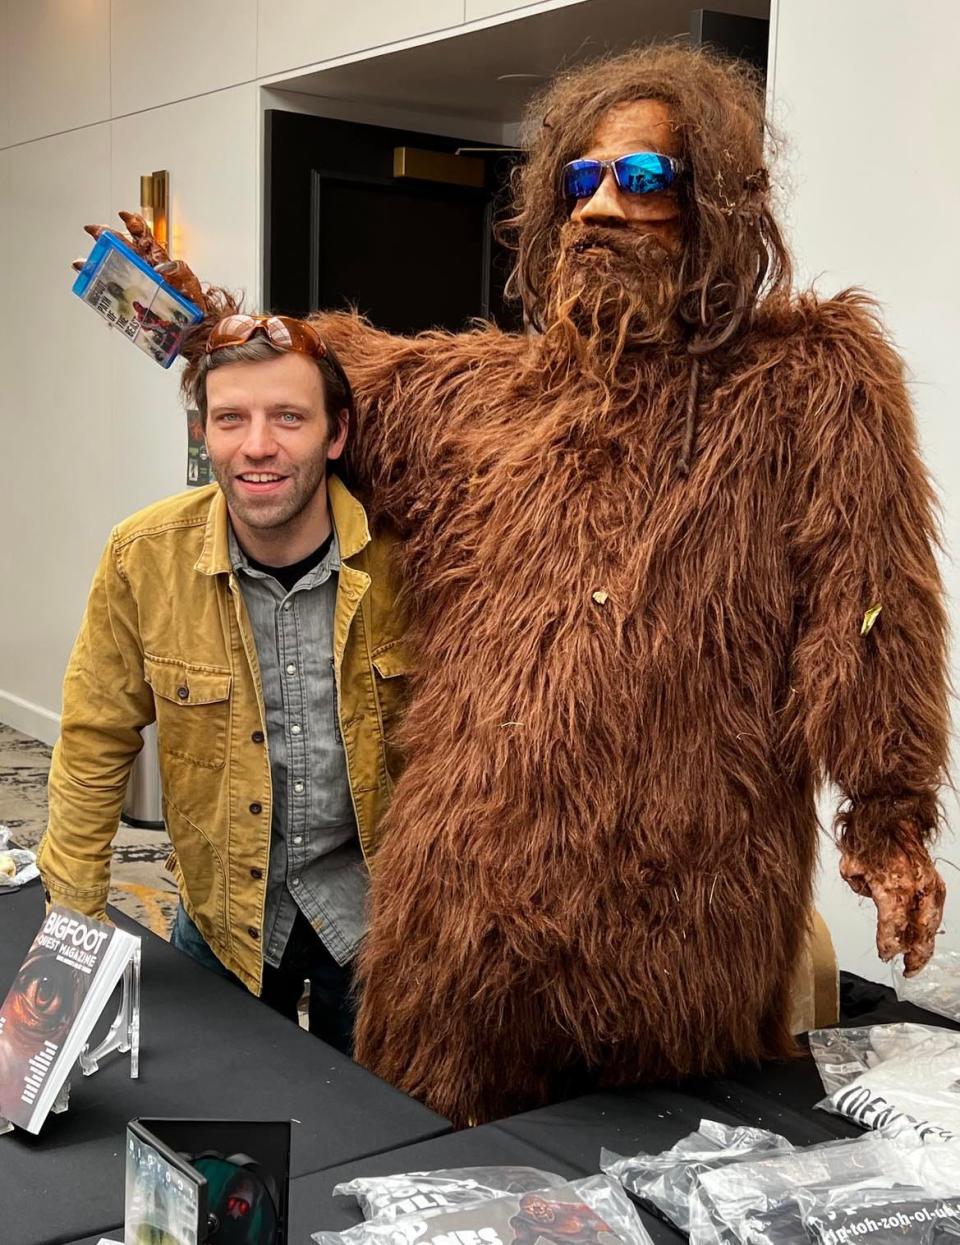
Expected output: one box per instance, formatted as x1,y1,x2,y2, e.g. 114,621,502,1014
0,880,450,1245
281,974,958,1245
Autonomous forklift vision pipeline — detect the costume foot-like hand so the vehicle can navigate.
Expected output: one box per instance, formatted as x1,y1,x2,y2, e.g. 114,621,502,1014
840,821,945,976
72,210,205,308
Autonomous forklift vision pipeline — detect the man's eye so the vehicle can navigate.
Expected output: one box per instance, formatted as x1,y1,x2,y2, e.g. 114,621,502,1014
217,412,242,424
279,412,301,424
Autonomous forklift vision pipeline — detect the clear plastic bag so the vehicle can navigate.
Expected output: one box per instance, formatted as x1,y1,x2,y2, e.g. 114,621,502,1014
0,824,39,892
312,1174,654,1245
809,1024,960,1140
687,1131,906,1245
333,1167,567,1224
800,1184,960,1245
893,952,960,1026
601,1119,793,1232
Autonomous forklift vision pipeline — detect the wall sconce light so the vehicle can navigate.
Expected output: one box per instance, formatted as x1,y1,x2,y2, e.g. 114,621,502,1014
139,170,170,250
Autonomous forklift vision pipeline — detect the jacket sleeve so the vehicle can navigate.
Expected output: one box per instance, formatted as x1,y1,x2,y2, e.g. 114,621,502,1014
37,530,155,918
786,292,949,868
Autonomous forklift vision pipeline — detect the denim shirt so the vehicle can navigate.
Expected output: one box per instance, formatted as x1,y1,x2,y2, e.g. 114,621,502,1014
229,523,368,968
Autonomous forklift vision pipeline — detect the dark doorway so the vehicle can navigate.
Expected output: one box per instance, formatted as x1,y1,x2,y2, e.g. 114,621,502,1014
265,111,522,334
689,9,769,78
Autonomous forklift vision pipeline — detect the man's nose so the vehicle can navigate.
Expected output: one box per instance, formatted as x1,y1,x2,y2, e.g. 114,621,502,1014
241,418,278,459
572,169,628,224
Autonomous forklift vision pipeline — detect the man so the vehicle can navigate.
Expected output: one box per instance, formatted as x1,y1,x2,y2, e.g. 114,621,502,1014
80,44,949,1124
38,315,410,1052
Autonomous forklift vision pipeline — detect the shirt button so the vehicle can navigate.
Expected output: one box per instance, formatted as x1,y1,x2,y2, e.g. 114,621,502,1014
177,686,189,700
293,835,303,846
291,724,301,735
250,867,263,880
285,663,296,675
293,781,304,794
248,927,260,940
292,877,301,888
282,602,292,611
249,801,262,814
251,730,264,744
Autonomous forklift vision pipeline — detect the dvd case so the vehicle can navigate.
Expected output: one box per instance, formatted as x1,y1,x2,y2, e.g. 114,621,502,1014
72,232,202,368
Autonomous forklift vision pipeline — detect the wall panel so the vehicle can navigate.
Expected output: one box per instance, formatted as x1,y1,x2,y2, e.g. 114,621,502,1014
257,0,463,78
7,0,110,145
0,125,113,740
111,0,258,117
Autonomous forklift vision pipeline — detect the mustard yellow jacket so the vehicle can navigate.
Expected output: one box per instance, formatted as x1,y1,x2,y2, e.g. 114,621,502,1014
38,477,410,992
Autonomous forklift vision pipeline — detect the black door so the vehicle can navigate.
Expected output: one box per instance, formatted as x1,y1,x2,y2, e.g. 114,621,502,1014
265,111,521,334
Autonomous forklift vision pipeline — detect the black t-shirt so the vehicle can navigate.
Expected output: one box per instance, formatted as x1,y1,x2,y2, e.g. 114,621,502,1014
246,531,334,593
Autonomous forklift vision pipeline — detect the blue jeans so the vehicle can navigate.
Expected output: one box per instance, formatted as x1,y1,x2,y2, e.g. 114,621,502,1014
170,904,356,1054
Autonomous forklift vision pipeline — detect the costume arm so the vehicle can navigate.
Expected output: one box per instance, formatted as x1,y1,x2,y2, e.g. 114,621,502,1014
787,292,949,973
311,310,469,525
37,532,155,919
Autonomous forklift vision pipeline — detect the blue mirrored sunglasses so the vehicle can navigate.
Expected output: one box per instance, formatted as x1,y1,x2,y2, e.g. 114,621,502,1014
561,151,684,200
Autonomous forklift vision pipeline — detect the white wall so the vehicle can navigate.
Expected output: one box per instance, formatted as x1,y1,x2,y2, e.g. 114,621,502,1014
769,0,960,981
0,0,562,744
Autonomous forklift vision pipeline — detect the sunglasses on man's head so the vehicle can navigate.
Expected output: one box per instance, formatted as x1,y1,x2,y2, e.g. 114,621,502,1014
206,313,327,357
561,151,684,201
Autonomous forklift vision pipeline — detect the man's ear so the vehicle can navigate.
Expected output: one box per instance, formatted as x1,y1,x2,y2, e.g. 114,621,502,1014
327,409,349,461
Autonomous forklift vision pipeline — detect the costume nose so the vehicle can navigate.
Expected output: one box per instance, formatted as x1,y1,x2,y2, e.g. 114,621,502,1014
572,169,628,224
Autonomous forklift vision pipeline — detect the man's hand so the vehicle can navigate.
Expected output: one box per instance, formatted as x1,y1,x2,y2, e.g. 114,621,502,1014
840,820,945,976
72,210,205,308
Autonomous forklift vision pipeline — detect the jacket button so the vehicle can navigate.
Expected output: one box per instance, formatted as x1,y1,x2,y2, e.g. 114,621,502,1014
177,686,189,700
249,801,262,815
250,867,263,880
248,927,260,940
251,730,264,744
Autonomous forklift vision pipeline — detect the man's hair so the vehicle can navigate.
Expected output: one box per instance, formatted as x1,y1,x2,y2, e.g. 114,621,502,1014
505,42,792,354
181,332,354,439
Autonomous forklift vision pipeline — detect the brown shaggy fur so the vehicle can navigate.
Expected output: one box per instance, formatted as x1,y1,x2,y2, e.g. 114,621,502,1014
185,45,949,1126
313,288,947,1125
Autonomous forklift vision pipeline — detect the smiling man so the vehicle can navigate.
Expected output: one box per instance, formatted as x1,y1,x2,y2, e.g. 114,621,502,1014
38,315,411,1051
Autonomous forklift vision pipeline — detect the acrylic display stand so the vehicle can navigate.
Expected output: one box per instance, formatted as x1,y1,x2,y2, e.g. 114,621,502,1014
1,943,141,1136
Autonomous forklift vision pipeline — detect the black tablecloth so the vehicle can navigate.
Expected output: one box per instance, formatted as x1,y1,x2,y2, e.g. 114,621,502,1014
0,881,450,1245
281,973,960,1245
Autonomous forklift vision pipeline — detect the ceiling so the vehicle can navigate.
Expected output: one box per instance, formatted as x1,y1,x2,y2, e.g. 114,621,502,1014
267,0,771,126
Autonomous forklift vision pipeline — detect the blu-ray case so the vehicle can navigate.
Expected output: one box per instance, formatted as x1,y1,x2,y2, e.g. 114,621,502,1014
72,232,202,368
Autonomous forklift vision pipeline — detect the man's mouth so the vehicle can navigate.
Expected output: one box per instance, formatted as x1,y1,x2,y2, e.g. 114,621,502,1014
235,472,289,494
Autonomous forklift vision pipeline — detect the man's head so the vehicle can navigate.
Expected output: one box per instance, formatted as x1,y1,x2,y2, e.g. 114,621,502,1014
508,43,791,356
181,317,352,537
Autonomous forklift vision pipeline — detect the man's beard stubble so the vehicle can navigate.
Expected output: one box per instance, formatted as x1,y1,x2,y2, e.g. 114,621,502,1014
538,222,685,383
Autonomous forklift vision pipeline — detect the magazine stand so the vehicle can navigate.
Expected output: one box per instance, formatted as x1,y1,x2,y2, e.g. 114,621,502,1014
0,942,141,1136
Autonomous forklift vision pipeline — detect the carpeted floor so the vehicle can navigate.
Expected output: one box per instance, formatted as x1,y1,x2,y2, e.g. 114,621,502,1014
0,720,177,937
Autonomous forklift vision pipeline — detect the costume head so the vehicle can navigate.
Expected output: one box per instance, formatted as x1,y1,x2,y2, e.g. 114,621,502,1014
507,43,792,362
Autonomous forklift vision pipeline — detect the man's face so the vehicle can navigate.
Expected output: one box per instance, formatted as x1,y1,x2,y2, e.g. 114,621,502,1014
569,99,682,252
204,351,347,533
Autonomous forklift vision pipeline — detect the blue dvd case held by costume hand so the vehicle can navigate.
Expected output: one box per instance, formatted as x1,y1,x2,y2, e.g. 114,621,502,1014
72,232,203,369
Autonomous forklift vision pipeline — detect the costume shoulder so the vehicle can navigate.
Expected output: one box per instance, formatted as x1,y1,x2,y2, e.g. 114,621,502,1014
773,289,910,426
113,484,217,545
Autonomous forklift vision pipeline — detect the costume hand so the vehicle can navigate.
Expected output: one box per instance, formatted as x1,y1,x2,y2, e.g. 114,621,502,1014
72,210,205,308
840,822,945,976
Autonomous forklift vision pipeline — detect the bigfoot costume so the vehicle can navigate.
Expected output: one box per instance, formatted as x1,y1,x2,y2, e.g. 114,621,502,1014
90,46,948,1126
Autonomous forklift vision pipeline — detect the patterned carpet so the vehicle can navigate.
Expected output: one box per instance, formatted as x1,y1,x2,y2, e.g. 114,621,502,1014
0,721,177,937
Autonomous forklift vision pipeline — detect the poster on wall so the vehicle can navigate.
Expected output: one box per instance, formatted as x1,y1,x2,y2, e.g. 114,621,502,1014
187,410,213,488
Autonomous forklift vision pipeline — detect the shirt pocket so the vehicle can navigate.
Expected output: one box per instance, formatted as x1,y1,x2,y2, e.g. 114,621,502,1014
144,654,233,770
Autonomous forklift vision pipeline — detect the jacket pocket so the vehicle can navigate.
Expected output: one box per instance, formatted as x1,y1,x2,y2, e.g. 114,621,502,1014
163,796,227,946
144,654,232,769
371,640,413,784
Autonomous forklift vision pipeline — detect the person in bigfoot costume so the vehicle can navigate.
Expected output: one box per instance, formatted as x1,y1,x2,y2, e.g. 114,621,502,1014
86,44,949,1127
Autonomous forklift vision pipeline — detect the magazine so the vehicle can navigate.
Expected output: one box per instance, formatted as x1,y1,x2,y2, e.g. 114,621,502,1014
0,905,140,1133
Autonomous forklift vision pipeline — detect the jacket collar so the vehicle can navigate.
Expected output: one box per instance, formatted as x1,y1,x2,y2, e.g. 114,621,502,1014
194,474,370,577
